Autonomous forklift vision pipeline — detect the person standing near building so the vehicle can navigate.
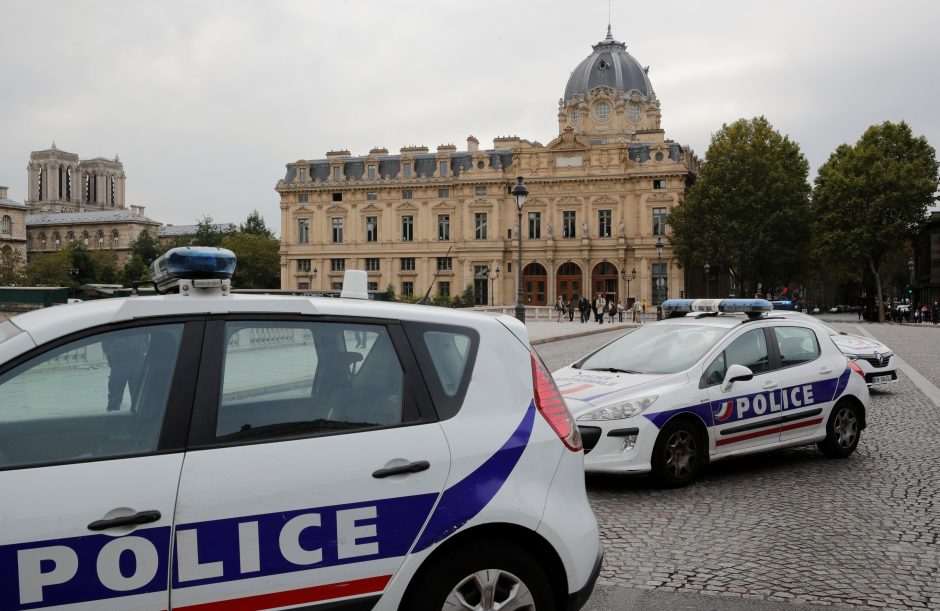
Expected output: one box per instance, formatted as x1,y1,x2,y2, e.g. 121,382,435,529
567,298,575,322
594,293,606,324
555,295,565,322
633,299,642,323
641,299,649,323
579,295,589,323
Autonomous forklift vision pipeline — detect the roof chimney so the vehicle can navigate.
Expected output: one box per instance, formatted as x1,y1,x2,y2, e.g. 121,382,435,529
0,186,8,199
467,136,479,153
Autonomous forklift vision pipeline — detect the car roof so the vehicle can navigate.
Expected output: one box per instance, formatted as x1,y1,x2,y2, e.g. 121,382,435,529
10,293,523,348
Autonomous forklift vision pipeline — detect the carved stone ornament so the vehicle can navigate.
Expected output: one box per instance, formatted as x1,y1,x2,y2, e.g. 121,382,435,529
648,192,673,201
325,204,345,214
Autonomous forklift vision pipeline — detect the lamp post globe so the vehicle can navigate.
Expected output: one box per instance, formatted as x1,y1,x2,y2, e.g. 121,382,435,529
511,176,529,323
704,262,710,299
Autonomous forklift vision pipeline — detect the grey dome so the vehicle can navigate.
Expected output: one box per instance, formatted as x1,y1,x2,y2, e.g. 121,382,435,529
564,27,652,101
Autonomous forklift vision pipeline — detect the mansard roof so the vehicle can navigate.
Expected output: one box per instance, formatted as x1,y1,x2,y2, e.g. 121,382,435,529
26,209,159,226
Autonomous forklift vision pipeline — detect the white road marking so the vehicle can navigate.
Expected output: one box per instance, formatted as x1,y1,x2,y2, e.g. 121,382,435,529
853,325,940,408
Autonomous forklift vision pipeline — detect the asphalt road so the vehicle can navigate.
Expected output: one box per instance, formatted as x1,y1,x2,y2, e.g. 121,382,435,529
536,316,940,611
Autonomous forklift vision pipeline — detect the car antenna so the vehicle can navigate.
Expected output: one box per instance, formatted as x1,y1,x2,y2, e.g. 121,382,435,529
417,244,453,305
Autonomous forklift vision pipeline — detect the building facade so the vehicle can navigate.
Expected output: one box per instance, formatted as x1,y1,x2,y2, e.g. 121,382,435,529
23,144,159,267
0,186,28,272
276,28,697,306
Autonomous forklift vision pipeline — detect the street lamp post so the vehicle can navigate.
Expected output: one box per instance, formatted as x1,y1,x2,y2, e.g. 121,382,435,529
908,258,915,303
485,266,500,306
655,237,664,304
511,176,529,323
704,262,710,299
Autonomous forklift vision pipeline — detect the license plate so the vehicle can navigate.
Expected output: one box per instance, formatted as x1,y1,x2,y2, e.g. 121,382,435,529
872,374,893,384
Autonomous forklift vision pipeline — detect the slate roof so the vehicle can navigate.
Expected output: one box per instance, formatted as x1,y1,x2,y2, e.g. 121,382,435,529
284,150,514,183
26,210,159,226
564,27,653,101
158,223,236,237
0,197,26,210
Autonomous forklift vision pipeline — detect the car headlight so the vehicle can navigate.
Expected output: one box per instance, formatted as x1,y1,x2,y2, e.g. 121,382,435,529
578,395,658,421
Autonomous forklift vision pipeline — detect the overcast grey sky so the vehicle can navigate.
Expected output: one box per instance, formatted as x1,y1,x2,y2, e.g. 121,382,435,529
3,0,939,231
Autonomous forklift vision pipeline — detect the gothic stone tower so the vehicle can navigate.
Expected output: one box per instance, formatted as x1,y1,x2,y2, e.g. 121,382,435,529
26,143,126,213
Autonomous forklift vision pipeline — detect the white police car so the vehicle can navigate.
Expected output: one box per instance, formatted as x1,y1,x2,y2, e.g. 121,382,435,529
768,310,897,387
553,299,871,487
0,247,601,611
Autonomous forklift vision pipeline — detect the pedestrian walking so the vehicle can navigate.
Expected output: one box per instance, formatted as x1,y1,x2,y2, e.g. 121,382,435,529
632,299,642,323
617,301,624,322
567,299,575,322
594,293,606,324
555,295,564,322
579,296,589,323
641,299,649,323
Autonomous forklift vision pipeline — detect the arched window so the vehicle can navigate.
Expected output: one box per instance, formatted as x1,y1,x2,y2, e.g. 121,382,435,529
82,231,90,247
1,215,11,235
67,231,75,244
97,230,105,249
26,232,32,249
53,232,61,251
39,233,47,249
111,230,120,249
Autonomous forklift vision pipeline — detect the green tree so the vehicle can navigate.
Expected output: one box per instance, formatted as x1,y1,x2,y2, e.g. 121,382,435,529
221,232,280,289
130,228,165,266
121,254,151,285
25,251,73,287
0,249,26,286
240,209,274,238
668,116,812,297
192,215,233,247
67,243,98,285
812,121,939,321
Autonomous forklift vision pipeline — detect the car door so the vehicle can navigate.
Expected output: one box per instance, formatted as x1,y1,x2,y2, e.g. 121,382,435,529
170,317,450,610
769,324,833,443
704,327,782,455
0,321,199,611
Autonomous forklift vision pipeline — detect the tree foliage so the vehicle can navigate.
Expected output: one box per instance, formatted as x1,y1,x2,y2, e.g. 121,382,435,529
668,116,812,296
25,251,73,287
192,215,234,247
812,121,939,320
130,229,165,267
240,209,274,238
221,231,280,289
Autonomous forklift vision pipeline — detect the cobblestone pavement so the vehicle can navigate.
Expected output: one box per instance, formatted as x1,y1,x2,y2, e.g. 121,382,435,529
537,321,940,610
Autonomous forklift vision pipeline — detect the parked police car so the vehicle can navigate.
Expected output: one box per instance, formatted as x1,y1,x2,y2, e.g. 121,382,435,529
553,299,871,487
768,310,897,387
0,248,602,611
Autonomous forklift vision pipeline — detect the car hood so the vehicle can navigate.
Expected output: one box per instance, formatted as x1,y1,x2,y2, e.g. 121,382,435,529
552,366,686,417
830,333,891,356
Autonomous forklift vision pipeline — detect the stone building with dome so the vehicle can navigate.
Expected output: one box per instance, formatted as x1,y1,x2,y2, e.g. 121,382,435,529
276,27,697,306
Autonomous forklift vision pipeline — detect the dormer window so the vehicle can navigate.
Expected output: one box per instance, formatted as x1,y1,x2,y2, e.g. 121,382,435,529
403,163,412,179
332,166,341,181
439,161,448,177
298,167,307,182
367,165,376,180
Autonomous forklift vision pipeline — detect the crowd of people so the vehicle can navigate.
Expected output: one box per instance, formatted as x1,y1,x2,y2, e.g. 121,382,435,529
554,294,650,324
887,301,940,324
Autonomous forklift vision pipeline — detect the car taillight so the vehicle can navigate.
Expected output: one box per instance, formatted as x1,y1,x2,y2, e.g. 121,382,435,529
848,360,866,379
531,352,582,451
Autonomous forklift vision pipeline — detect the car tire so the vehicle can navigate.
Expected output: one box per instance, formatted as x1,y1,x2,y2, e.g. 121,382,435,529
403,539,556,611
651,418,703,487
817,400,861,458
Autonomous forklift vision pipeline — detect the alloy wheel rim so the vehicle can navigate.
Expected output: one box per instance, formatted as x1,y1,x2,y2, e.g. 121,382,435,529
444,568,536,611
833,407,858,449
665,430,696,477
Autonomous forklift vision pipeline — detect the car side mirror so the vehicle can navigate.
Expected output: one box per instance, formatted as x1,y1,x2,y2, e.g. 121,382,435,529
721,364,753,392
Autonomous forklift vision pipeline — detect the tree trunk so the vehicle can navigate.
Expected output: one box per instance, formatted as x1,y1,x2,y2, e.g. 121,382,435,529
868,254,884,322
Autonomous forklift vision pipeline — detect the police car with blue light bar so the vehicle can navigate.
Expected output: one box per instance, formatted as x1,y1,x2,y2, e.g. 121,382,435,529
0,247,602,611
552,298,871,487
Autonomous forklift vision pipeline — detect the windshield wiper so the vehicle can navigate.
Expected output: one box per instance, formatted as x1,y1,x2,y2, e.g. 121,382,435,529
585,367,643,374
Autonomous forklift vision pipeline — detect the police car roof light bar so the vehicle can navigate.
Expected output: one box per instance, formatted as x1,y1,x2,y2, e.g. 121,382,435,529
150,247,237,294
661,298,772,318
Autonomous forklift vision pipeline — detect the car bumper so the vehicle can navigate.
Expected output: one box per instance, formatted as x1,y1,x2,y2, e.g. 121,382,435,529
566,543,604,610
577,416,658,474
854,354,898,386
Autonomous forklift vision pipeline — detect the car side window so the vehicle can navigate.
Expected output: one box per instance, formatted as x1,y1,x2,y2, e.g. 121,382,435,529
0,324,184,469
215,321,410,443
724,329,770,374
773,326,819,367
704,351,727,387
423,331,472,397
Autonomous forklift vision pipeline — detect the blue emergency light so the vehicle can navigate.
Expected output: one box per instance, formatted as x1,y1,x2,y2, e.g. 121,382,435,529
661,298,772,318
150,247,237,293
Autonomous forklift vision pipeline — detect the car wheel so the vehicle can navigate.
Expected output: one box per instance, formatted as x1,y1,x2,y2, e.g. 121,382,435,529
403,539,555,611
651,419,703,487
817,400,861,458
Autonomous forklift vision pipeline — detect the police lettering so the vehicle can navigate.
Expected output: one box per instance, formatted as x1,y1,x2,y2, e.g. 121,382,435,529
734,385,815,420
17,506,380,605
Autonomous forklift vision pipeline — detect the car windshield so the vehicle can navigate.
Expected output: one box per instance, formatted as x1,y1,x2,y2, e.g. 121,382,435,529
575,323,731,374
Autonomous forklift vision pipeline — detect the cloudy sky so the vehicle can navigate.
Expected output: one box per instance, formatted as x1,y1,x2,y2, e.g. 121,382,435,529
3,0,939,231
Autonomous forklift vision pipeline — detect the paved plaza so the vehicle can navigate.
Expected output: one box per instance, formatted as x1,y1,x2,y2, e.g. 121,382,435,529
533,315,940,611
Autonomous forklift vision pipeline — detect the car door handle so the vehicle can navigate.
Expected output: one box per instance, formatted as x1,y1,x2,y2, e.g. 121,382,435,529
88,510,161,531
819,367,832,375
372,460,430,479
762,381,778,390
